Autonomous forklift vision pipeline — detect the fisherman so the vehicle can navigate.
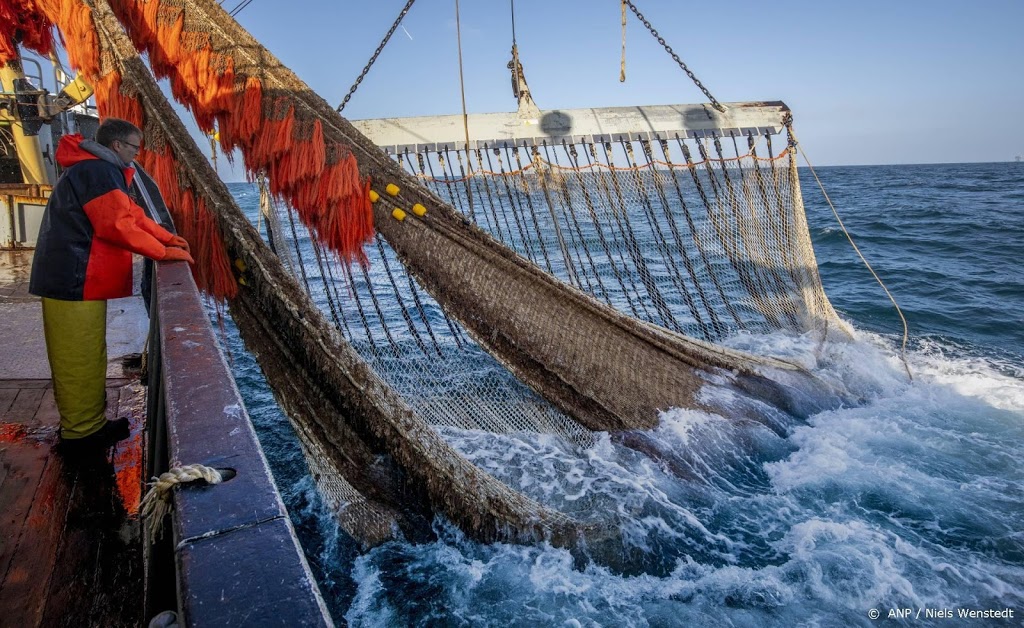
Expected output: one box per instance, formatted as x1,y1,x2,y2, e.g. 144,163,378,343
29,117,194,453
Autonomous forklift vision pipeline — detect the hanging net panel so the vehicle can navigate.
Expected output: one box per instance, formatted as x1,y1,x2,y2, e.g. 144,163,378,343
351,103,852,347
260,184,594,446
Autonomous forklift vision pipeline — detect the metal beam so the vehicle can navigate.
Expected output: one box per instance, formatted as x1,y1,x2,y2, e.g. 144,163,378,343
351,101,790,153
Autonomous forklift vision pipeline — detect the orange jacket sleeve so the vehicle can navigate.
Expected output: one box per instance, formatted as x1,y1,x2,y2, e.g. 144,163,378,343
82,188,174,260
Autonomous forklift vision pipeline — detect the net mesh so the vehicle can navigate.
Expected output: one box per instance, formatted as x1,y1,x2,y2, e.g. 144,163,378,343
263,188,595,448
387,129,849,347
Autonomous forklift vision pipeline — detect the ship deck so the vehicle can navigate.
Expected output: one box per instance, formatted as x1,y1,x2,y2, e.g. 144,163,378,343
0,249,147,627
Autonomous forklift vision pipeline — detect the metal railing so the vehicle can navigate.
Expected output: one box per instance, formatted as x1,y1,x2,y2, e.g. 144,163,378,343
144,260,333,626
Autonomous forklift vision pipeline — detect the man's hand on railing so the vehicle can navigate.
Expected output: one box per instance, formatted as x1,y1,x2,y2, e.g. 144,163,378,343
161,246,195,264
167,235,191,252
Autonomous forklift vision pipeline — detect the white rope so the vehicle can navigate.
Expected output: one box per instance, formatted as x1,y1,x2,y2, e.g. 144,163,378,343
795,141,914,381
140,463,224,544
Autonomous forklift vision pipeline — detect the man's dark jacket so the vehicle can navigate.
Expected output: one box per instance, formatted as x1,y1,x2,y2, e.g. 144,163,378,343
30,134,176,301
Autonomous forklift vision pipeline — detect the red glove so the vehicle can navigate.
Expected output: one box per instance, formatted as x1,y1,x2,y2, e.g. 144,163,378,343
167,235,190,252
161,246,195,264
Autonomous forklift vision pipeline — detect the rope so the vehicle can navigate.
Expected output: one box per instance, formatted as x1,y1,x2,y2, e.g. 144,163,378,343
454,0,475,211
510,0,517,45
599,141,676,327
487,146,540,264
508,144,556,274
140,464,224,544
623,0,725,112
620,138,687,333
653,137,727,338
619,0,627,82
226,0,255,18
375,238,434,358
586,141,655,322
794,140,913,381
533,144,583,289
562,143,625,307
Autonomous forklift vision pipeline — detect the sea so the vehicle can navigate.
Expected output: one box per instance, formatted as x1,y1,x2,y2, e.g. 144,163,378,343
217,161,1024,626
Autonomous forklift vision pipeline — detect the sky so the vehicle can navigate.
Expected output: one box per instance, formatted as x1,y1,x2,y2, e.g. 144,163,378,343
214,0,1024,176
21,0,1022,176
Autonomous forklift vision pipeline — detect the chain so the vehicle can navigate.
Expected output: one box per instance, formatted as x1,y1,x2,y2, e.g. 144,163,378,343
337,0,418,113
623,1,725,112
783,112,797,148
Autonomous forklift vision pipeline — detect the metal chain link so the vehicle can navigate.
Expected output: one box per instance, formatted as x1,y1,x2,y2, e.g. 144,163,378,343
624,1,725,112
337,0,418,113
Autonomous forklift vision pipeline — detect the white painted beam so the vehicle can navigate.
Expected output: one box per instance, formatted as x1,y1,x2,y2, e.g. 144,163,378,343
351,101,789,152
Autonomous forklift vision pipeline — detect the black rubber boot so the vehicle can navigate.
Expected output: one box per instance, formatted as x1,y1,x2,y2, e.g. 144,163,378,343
57,417,131,455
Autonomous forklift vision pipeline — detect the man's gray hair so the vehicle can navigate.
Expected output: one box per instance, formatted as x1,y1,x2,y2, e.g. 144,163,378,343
95,117,142,148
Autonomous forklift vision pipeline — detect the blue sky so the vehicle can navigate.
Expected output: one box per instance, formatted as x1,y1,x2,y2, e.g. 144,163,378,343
23,1,1020,173
225,0,1023,172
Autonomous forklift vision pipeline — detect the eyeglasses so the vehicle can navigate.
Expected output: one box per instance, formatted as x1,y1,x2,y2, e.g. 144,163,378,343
119,139,141,151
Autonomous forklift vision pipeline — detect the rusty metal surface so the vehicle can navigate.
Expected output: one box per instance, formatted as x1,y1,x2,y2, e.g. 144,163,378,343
1,188,50,249
154,260,331,625
0,183,49,198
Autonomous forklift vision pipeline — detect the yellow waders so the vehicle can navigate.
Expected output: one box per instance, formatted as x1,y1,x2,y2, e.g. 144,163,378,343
41,297,108,439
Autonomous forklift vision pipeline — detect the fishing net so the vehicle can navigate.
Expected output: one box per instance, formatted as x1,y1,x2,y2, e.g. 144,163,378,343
7,0,585,547
101,0,819,434
11,0,845,547
261,185,593,445
359,120,851,347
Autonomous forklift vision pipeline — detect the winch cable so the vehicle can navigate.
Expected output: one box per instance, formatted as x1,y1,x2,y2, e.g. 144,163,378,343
510,0,523,92
227,0,255,18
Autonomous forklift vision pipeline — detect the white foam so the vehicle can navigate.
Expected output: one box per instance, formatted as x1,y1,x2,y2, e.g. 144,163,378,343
911,340,1024,412
341,328,1024,625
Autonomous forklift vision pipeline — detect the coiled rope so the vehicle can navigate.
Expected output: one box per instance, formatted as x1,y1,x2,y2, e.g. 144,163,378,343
140,463,224,543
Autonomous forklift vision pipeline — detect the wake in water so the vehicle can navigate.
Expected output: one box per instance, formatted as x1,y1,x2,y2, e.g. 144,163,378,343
220,163,1024,624
306,328,1024,626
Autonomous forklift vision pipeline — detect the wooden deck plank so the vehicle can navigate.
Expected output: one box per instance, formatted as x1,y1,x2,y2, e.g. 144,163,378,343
0,445,50,598
0,386,53,588
0,380,145,627
38,383,145,627
38,462,128,628
112,384,146,518
0,379,51,390
0,436,68,625
34,388,60,427
1,250,148,626
0,387,18,413
5,388,44,420
85,461,144,628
